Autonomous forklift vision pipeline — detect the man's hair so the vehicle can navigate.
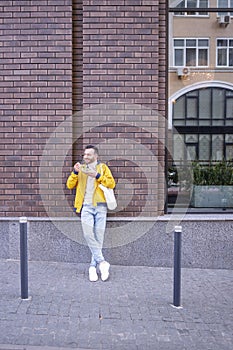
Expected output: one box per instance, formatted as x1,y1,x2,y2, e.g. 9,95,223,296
85,144,99,155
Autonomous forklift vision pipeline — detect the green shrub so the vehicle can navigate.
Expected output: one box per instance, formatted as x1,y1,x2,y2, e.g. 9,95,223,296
192,161,233,186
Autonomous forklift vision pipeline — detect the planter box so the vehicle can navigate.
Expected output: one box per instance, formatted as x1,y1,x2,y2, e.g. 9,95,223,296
191,186,233,208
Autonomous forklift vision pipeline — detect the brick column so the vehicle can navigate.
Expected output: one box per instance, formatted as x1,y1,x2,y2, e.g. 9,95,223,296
0,0,73,217
76,0,167,216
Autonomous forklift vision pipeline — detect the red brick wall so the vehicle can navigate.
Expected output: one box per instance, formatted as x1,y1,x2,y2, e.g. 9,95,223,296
0,0,73,217
1,0,167,218
72,0,167,216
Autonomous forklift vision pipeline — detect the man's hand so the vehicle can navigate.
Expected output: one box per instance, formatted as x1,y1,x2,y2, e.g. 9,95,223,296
74,162,81,172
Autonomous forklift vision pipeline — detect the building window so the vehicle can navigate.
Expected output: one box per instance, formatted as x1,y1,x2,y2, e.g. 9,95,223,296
217,39,233,67
174,38,209,67
218,0,233,17
172,87,233,162
175,0,209,16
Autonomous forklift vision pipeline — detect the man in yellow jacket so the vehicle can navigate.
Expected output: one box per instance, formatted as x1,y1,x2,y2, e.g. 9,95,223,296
66,145,115,282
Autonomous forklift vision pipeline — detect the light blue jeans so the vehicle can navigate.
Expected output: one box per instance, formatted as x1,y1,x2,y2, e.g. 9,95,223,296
81,203,107,267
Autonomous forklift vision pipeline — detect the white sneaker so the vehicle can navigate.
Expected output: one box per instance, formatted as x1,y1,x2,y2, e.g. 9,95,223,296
99,261,110,281
89,266,98,282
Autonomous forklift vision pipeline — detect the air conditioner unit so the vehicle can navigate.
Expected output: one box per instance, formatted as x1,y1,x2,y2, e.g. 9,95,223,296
218,15,231,26
177,67,190,78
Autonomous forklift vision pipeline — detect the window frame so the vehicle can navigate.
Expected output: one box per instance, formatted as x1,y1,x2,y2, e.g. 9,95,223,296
217,0,233,17
173,38,209,67
174,0,209,17
173,133,233,162
173,87,233,127
172,87,233,161
216,38,233,67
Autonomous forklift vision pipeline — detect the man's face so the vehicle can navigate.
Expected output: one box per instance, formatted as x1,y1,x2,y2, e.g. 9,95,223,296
83,148,98,164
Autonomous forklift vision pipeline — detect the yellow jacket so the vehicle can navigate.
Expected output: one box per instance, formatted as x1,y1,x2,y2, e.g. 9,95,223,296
66,162,115,213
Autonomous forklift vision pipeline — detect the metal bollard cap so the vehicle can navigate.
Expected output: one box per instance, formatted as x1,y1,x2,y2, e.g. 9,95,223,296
174,225,182,232
19,217,28,223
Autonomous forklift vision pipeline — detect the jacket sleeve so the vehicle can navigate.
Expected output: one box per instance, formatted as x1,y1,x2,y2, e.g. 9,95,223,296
66,171,79,190
96,163,115,189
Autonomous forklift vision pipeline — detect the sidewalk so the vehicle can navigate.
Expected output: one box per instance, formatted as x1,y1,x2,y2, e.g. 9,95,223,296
0,259,232,350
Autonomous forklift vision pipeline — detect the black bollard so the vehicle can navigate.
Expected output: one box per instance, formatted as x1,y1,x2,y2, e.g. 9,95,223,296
173,225,182,308
19,217,29,299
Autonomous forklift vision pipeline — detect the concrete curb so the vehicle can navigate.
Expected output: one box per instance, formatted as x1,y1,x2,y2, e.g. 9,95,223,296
0,345,90,350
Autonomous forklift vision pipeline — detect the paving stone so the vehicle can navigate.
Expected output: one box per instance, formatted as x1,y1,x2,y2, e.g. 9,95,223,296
0,260,233,350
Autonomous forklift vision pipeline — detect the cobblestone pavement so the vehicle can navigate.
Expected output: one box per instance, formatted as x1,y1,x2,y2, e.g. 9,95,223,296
0,259,232,350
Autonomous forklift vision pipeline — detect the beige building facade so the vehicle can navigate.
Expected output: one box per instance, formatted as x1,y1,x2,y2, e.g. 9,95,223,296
169,0,233,165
